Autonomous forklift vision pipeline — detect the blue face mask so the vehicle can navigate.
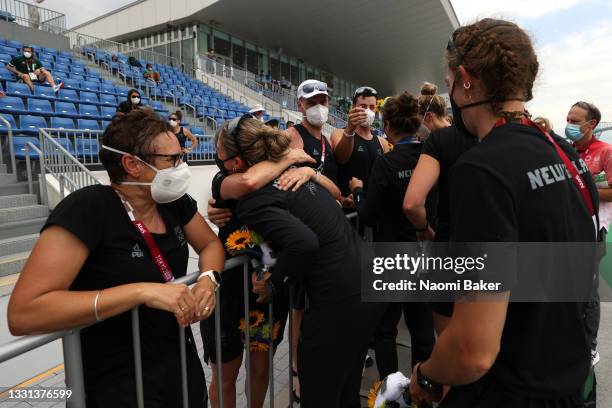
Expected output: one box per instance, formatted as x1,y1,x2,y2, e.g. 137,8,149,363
565,123,583,142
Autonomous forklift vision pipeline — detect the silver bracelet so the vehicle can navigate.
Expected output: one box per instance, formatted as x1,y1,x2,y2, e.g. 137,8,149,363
93,290,103,322
343,130,355,138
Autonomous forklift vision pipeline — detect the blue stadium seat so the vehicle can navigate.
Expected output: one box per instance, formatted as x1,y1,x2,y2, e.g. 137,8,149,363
71,66,85,76
85,76,101,83
100,106,115,120
81,81,99,92
99,94,117,107
53,138,75,155
150,101,165,112
101,120,111,129
57,89,79,102
0,114,17,133
50,116,75,129
54,64,70,74
0,96,27,115
115,87,128,97
74,138,99,159
13,136,40,160
0,53,12,64
79,92,98,105
72,60,85,68
42,47,57,55
6,82,31,97
34,85,56,100
191,126,204,136
79,104,101,120
77,119,100,131
0,66,15,82
0,45,18,55
62,78,80,90
27,98,53,116
58,51,72,59
54,102,79,119
56,57,70,65
19,114,47,134
100,83,116,94
70,74,85,82
39,52,55,62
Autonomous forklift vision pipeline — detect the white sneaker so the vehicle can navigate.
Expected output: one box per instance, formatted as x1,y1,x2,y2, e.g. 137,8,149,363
592,349,600,366
53,83,64,94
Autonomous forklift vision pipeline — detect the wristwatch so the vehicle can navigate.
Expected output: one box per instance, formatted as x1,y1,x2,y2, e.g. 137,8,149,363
416,362,443,399
198,270,221,290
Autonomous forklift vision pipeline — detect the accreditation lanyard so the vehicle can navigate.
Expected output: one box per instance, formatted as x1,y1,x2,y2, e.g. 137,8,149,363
393,136,420,146
493,117,596,217
317,135,326,172
116,191,174,282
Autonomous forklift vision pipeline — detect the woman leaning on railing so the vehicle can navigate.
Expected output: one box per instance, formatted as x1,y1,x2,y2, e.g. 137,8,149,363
8,109,225,408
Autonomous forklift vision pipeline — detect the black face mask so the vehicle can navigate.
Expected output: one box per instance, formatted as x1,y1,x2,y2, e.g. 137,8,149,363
215,154,229,173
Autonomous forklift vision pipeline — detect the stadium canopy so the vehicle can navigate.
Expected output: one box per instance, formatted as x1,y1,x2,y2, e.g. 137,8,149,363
73,0,460,96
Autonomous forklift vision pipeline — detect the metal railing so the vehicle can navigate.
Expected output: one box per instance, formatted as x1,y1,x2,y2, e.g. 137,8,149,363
0,0,66,34
0,114,16,175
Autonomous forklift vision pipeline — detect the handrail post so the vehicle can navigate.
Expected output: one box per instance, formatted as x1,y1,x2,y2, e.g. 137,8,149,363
62,329,86,408
0,114,16,175
25,144,32,195
131,308,145,408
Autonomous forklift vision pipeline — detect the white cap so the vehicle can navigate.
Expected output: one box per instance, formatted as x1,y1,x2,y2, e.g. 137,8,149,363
248,104,265,114
297,79,328,100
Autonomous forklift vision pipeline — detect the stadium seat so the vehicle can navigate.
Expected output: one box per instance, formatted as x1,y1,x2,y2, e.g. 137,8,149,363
99,94,117,106
81,81,100,92
58,51,72,59
7,39,22,50
0,53,12,64
54,64,70,74
101,120,111,129
34,85,57,100
0,114,17,133
57,89,79,102
77,118,100,131
79,92,98,105
42,47,57,54
62,78,80,90
74,138,99,159
53,138,76,155
100,106,115,120
0,45,18,55
6,82,32,97
191,127,204,136
100,83,116,94
54,102,80,119
27,98,53,116
50,116,75,129
79,104,101,120
0,67,15,81
19,115,48,135
56,57,71,66
115,88,128,97
71,66,85,76
13,136,40,160
70,74,85,82
0,96,28,115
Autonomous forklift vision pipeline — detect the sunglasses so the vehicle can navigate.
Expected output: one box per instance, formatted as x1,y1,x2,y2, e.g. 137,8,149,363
143,152,185,167
354,86,377,98
301,81,328,94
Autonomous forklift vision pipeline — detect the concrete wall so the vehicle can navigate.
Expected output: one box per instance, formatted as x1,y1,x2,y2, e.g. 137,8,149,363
0,20,70,50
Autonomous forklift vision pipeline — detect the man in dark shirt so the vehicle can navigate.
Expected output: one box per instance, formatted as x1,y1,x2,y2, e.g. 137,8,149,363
7,45,62,93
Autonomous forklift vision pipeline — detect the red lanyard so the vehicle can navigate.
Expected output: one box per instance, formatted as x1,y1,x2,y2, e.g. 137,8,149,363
116,192,174,282
493,117,596,217
318,135,326,172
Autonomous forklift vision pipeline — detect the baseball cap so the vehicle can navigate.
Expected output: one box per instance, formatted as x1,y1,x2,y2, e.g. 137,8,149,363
297,80,328,100
248,104,265,114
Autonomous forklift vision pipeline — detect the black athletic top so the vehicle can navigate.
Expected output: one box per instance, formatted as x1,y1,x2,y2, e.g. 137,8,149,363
235,179,369,306
294,124,338,184
337,131,385,196
353,140,435,242
174,127,187,148
448,121,598,402
421,125,477,242
8,55,43,74
42,185,197,390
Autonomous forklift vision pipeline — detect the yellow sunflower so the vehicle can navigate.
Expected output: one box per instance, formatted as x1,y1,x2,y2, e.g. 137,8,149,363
368,381,382,408
272,321,281,340
239,311,266,331
250,341,270,352
225,229,252,252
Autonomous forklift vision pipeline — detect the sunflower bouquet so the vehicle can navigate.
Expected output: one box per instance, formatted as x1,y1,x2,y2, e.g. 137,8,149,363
238,310,282,352
224,227,265,256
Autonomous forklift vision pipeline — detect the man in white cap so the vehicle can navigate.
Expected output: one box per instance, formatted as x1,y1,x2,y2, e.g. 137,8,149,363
248,104,266,121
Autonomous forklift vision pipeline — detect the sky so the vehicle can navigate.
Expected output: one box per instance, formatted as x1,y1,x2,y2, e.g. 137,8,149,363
40,0,611,138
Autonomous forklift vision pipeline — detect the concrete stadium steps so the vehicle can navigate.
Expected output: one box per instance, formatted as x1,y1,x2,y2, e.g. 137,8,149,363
0,181,30,196
0,217,47,240
0,194,38,209
0,205,49,224
0,164,6,173
0,234,38,258
0,173,17,184
0,251,29,278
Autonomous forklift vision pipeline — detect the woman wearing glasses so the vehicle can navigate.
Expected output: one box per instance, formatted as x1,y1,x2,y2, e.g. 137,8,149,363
169,110,198,154
8,109,225,408
216,115,383,407
331,85,389,201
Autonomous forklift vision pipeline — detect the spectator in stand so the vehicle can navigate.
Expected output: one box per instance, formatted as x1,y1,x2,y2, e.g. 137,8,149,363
265,72,272,89
116,89,144,116
248,104,266,122
169,111,198,154
143,63,161,84
534,116,553,134
111,54,119,63
6,45,63,94
27,0,44,29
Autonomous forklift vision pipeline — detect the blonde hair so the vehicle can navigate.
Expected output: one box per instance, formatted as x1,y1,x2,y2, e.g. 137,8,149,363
417,82,447,117
218,118,291,164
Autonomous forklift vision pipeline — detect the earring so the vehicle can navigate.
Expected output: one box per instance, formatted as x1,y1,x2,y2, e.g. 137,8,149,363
463,82,471,90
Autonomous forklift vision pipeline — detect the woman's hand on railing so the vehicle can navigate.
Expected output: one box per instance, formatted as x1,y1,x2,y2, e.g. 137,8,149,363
191,278,217,321
140,282,197,328
252,271,272,303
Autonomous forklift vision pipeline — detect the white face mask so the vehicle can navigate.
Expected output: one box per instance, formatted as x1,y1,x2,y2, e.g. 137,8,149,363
23,51,32,59
131,97,140,105
305,104,328,128
168,120,178,128
361,109,376,128
102,145,191,203
416,123,431,141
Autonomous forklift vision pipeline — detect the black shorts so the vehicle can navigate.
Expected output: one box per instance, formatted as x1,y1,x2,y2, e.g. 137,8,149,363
430,302,454,317
200,266,290,364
